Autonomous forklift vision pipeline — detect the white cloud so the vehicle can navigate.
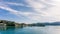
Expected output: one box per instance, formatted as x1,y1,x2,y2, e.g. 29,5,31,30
0,6,32,17
5,2,30,7
24,0,60,22
0,0,60,23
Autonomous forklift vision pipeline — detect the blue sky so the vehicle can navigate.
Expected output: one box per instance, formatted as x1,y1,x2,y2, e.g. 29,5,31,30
0,0,60,23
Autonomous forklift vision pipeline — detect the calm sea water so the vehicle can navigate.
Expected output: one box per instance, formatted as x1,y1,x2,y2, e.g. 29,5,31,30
0,26,60,34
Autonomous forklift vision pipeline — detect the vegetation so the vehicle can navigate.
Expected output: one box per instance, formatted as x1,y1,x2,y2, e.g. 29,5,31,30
28,23,45,27
0,20,15,26
0,20,45,27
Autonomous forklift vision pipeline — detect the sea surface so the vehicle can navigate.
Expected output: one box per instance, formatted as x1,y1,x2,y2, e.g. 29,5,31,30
0,26,60,34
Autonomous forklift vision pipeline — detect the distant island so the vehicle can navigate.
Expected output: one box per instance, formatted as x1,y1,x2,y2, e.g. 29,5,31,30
0,20,45,28
0,20,60,28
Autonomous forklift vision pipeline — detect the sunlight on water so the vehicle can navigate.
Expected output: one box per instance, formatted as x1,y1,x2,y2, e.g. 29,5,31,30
45,26,60,34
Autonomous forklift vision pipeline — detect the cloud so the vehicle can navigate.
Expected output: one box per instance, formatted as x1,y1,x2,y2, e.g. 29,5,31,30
0,0,60,23
24,0,60,22
0,1,34,23
4,2,30,7
0,1,31,16
0,6,19,15
0,6,31,17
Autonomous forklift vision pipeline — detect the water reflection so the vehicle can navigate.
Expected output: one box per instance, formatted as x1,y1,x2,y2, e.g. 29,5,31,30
0,26,24,31
0,26,60,34
0,26,7,31
0,26,24,34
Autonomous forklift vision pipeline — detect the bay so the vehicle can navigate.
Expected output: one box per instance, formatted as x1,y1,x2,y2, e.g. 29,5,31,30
0,26,60,34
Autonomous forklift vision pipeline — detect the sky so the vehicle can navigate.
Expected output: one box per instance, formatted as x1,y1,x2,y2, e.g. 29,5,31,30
0,0,60,23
